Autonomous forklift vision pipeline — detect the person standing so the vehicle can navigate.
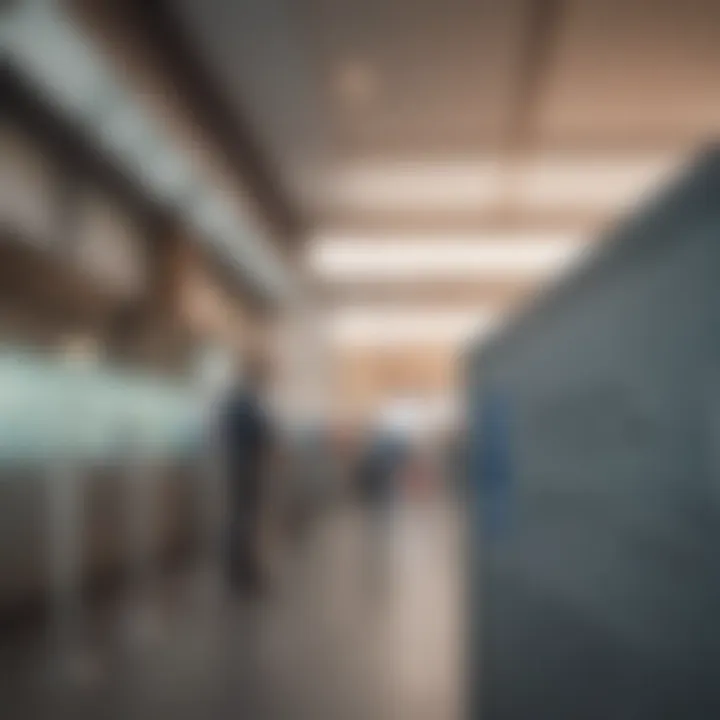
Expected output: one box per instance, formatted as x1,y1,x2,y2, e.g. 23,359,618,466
219,355,273,594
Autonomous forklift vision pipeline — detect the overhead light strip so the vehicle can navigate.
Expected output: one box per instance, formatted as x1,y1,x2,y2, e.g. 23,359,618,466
317,157,679,213
324,307,500,346
309,233,586,281
0,0,291,303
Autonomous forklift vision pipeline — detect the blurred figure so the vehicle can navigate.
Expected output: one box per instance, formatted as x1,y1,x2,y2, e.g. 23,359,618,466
219,353,273,595
284,422,331,543
402,440,440,501
356,424,408,596
441,423,467,498
357,425,409,511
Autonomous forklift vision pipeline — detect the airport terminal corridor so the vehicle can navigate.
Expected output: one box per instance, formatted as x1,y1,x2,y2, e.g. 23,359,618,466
3,1,720,718
0,497,464,720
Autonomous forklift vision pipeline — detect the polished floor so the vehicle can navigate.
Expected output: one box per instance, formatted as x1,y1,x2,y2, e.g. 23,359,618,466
0,499,464,720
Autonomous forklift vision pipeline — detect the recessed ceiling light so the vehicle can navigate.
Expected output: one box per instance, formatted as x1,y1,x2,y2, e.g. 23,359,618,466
335,60,377,105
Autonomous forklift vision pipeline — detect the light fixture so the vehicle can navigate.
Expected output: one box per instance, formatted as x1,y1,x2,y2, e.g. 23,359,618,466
321,161,500,211
309,232,586,281
517,156,680,209
324,307,499,347
335,60,377,106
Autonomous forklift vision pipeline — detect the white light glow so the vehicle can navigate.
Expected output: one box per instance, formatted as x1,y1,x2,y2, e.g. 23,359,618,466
378,395,458,436
323,161,500,211
309,233,585,281
325,308,499,347
517,157,680,209
317,156,681,213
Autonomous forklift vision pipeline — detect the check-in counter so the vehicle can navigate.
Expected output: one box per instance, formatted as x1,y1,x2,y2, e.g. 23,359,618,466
0,350,203,613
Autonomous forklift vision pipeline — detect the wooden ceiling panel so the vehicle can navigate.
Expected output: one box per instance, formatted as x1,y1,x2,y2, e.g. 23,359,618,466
302,0,528,159
537,0,720,152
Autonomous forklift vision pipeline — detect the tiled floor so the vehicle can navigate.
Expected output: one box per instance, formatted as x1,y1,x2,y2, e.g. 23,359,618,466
0,499,464,720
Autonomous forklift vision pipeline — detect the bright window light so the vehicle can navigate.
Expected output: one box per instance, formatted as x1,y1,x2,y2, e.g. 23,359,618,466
325,308,499,346
309,233,585,281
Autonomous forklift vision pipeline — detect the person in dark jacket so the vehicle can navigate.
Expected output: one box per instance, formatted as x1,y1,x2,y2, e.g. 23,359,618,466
220,356,272,594
358,429,406,507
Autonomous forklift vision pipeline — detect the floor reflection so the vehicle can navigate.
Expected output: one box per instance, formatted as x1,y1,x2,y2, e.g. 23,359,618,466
0,498,464,720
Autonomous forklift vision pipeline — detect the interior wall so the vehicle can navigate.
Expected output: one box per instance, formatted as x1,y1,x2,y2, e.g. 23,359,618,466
469,152,720,719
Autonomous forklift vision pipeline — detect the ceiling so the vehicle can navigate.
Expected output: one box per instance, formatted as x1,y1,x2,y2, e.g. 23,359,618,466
168,0,720,345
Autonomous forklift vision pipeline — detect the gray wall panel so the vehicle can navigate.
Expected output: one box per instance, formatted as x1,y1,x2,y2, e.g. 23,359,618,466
470,150,720,719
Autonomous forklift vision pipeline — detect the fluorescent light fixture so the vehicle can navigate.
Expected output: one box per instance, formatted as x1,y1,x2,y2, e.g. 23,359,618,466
190,194,235,237
517,157,680,209
0,0,291,304
325,307,499,346
314,156,680,214
144,148,194,200
0,4,108,119
309,232,585,281
322,161,500,211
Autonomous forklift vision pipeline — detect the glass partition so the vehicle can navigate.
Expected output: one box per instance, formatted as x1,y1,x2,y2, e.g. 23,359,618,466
0,349,202,469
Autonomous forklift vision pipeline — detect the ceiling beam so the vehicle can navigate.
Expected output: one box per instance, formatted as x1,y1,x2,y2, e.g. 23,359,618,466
505,0,565,157
70,0,303,246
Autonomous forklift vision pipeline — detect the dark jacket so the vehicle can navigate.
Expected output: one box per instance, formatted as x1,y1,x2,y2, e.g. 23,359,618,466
358,431,406,503
220,388,270,508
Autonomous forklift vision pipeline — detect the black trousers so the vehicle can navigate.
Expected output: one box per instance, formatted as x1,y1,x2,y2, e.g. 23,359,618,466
226,483,262,591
